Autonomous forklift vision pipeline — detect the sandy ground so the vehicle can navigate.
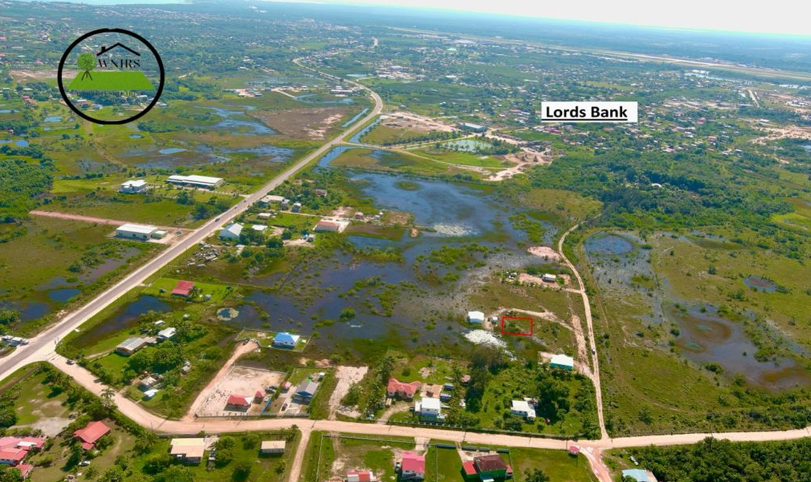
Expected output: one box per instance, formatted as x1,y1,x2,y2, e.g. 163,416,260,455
183,341,258,420
751,124,811,144
378,401,410,423
11,69,68,81
329,366,369,419
527,246,561,261
196,364,285,417
253,107,349,140
14,417,71,437
383,111,456,133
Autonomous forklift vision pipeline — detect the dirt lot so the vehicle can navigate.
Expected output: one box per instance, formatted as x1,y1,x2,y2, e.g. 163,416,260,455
527,246,561,261
253,107,351,140
11,69,69,82
383,111,456,133
195,365,286,417
330,366,369,419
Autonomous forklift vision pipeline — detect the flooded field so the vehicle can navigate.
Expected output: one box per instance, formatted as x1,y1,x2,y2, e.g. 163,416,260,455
665,304,809,390
74,295,171,349
744,276,778,292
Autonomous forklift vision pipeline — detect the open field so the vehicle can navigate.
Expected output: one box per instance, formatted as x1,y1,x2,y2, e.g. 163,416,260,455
67,71,155,90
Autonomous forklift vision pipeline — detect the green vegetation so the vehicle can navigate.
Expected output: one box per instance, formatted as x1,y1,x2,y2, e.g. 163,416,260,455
67,71,155,90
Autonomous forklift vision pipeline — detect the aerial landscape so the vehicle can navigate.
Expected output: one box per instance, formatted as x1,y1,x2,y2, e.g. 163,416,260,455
1,0,811,481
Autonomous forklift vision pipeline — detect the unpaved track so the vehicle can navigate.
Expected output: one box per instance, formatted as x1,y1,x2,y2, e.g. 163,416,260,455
30,210,179,231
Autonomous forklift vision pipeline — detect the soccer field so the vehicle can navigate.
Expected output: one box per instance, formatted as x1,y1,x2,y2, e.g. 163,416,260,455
67,70,155,90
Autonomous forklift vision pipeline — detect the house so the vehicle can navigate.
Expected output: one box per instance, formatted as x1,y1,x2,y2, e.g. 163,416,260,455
467,311,485,324
347,470,376,482
219,223,243,241
0,436,44,466
171,280,195,297
225,394,252,411
414,397,443,420
273,332,300,349
550,354,574,370
259,195,286,206
258,212,272,220
622,469,658,482
170,438,206,464
116,337,148,356
295,380,319,403
73,421,110,450
386,378,421,400
251,224,268,234
400,452,426,481
139,375,159,390
120,179,147,194
510,400,536,420
167,174,224,190
542,273,557,283
115,223,159,241
158,327,177,341
259,440,285,455
314,220,341,232
473,454,511,480
291,202,302,212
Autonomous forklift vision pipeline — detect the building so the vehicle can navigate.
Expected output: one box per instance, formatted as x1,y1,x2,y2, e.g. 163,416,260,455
459,122,487,133
387,378,421,400
225,394,253,411
139,375,159,390
251,224,268,234
219,223,243,241
415,397,443,421
291,202,302,212
171,280,195,297
116,337,148,356
259,195,286,206
347,470,376,482
314,220,341,232
550,354,574,370
474,454,510,480
400,452,426,481
167,174,224,190
170,438,206,464
0,437,44,467
115,223,159,241
622,469,658,482
296,380,319,403
120,179,147,194
510,400,536,420
158,327,176,341
259,440,285,455
542,273,557,283
273,332,300,349
467,311,485,324
74,421,110,450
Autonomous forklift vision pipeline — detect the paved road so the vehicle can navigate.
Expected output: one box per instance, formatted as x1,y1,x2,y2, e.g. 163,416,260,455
558,223,608,441
0,71,383,385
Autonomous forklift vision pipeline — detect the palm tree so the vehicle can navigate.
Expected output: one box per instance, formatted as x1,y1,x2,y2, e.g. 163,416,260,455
101,387,116,409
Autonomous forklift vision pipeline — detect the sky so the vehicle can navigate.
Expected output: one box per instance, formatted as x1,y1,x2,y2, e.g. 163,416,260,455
265,0,811,37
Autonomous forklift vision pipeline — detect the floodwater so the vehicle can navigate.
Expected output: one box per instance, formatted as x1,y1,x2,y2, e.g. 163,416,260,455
584,233,634,255
442,139,492,152
665,304,809,390
43,116,62,123
744,276,778,292
349,119,380,143
0,301,49,322
342,108,368,128
203,106,276,135
48,288,81,303
159,147,187,155
74,295,170,348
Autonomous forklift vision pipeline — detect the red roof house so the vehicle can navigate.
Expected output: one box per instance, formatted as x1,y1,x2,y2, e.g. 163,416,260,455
0,448,27,466
401,452,426,476
462,461,477,476
17,463,33,478
171,280,195,297
387,379,421,399
0,437,45,452
74,421,111,450
225,394,252,409
347,470,375,482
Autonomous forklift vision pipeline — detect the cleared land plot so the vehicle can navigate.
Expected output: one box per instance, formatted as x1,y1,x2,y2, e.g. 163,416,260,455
253,106,353,140
196,365,286,417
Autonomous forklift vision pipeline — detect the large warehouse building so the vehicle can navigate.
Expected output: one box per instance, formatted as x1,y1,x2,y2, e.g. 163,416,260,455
167,174,224,190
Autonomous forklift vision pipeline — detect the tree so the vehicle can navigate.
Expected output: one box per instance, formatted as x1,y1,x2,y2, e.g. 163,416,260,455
0,310,19,326
101,387,115,409
232,460,252,481
154,466,193,482
526,468,550,482
77,53,96,81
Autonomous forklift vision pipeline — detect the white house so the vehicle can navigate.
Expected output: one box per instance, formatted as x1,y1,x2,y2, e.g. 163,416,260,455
467,311,485,324
511,399,536,420
415,396,444,420
116,224,159,241
251,225,268,233
219,223,243,241
120,179,147,194
259,195,286,206
550,354,575,370
167,174,224,190
542,273,557,283
158,327,176,341
273,332,300,348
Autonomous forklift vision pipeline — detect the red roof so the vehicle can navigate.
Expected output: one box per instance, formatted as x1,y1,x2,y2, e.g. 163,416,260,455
568,445,581,455
74,421,110,447
255,390,264,399
0,448,26,464
462,461,477,475
226,394,251,407
171,280,195,297
347,470,373,482
0,437,45,451
387,378,421,398
474,454,508,472
401,452,425,474
17,463,33,477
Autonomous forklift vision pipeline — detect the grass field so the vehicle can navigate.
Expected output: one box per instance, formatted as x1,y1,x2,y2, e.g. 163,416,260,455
411,147,506,168
68,71,155,90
